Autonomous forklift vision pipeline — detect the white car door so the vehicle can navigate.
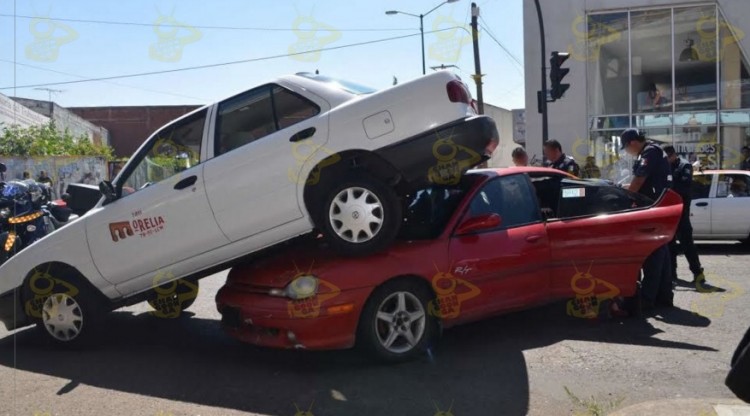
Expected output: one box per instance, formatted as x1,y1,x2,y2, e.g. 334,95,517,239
710,173,750,238
85,109,229,290
203,84,330,242
690,173,713,237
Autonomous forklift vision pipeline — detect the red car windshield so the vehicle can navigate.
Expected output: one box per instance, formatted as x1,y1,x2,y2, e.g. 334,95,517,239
399,175,482,240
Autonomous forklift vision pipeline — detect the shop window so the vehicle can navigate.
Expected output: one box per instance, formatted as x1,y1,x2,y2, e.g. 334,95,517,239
631,9,673,114
674,6,718,112
719,12,750,110
587,13,630,116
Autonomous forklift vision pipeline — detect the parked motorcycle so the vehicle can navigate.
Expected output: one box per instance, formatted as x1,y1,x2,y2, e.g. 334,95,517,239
0,180,75,264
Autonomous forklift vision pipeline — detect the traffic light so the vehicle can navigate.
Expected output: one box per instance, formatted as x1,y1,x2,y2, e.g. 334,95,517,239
549,51,570,101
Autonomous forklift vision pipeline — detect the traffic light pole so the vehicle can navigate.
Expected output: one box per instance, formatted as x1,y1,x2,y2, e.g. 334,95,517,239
533,0,549,144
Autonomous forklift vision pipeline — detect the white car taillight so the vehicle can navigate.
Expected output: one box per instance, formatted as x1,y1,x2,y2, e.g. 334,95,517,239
446,80,471,105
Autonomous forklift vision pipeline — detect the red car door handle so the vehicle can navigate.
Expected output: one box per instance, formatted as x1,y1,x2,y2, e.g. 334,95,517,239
638,227,657,233
526,235,542,243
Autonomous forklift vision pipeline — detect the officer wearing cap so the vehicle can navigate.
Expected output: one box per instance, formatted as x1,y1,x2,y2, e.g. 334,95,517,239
543,140,580,176
662,144,708,289
621,129,674,309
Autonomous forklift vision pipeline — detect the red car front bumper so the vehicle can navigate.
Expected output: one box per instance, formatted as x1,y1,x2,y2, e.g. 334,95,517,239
216,284,371,350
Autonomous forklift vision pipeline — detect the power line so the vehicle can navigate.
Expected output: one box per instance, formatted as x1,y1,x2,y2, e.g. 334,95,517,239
1,28,460,90
0,13,415,32
478,17,524,69
0,59,208,101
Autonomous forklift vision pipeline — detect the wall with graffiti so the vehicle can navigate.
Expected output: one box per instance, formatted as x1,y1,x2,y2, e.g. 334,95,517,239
0,156,107,199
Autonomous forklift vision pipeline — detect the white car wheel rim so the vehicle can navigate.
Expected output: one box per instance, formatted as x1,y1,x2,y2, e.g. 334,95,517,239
375,291,426,354
42,293,83,342
329,186,384,244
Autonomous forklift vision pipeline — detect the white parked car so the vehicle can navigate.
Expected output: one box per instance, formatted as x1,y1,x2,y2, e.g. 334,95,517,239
691,170,750,242
0,71,498,344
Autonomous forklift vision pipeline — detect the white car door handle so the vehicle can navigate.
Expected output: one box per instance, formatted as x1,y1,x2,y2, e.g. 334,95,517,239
290,127,316,142
174,175,197,190
696,202,708,207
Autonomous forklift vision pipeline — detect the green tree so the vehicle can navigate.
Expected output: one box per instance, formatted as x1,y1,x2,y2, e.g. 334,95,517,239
0,122,114,160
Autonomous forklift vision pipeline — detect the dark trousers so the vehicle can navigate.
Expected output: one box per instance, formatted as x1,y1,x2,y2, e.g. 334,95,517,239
641,244,673,304
668,206,703,278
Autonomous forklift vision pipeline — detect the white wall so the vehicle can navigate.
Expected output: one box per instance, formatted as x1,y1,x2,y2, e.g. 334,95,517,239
484,103,515,167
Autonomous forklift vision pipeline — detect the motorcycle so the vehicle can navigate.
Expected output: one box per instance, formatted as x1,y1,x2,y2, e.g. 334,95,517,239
0,180,75,264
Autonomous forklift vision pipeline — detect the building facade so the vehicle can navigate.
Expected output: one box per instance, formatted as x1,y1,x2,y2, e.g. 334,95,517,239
10,97,110,146
69,105,201,158
524,0,750,181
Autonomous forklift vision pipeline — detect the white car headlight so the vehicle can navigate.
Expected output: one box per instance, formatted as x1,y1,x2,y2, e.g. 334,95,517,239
283,275,319,300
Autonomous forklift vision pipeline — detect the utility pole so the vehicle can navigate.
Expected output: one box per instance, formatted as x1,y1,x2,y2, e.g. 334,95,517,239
34,87,64,103
533,0,548,143
470,2,484,114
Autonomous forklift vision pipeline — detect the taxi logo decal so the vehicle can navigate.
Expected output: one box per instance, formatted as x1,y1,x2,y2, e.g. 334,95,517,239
109,214,166,242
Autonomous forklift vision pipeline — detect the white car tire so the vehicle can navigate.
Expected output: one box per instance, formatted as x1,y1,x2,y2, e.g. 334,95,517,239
318,172,402,256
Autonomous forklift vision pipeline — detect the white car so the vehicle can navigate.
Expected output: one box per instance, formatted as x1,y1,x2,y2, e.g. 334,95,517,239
0,71,498,344
691,170,750,242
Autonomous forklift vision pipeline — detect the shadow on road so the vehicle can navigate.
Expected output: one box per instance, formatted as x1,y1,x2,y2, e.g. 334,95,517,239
694,242,749,255
0,302,715,416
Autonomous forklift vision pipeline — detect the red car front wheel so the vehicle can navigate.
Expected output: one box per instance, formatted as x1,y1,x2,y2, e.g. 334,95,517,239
357,280,439,362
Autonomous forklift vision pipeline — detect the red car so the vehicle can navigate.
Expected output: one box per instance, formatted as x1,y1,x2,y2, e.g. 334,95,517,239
216,167,682,362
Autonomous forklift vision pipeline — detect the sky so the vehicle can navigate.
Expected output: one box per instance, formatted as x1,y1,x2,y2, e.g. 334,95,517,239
0,0,525,110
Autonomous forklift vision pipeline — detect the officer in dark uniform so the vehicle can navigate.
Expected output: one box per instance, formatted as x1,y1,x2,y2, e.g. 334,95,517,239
662,144,708,289
621,129,674,308
543,140,580,176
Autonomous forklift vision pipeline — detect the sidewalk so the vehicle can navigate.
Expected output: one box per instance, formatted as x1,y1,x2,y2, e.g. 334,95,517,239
610,398,750,416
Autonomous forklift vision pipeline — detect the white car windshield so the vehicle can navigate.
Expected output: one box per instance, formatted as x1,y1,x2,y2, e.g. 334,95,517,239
297,73,377,95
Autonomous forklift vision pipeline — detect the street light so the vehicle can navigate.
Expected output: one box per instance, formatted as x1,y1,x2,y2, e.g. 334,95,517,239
386,0,460,75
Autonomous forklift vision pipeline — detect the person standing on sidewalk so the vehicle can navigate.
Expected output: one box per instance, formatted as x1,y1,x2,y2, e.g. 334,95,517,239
543,140,580,176
662,145,709,290
621,129,674,308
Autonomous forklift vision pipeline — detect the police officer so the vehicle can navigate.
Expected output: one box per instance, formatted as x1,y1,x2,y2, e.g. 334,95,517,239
662,144,708,289
543,140,580,176
621,129,674,308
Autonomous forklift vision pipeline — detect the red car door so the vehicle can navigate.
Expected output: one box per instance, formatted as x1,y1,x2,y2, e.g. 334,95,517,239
446,174,552,324
546,180,682,300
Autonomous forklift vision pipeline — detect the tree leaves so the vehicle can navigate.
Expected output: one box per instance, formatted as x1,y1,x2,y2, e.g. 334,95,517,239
0,122,114,160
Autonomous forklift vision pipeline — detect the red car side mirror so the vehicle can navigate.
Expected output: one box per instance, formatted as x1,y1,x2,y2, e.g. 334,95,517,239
456,213,501,235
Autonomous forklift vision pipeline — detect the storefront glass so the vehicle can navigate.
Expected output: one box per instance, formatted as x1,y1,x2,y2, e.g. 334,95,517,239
587,5,750,177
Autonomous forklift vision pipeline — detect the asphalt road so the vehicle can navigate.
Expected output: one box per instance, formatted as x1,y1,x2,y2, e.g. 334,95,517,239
0,241,748,416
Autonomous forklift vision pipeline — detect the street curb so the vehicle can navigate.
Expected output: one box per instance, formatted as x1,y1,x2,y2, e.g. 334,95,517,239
609,398,749,416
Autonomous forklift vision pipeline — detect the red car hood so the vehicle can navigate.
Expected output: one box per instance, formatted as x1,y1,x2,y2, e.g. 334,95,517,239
227,236,439,289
